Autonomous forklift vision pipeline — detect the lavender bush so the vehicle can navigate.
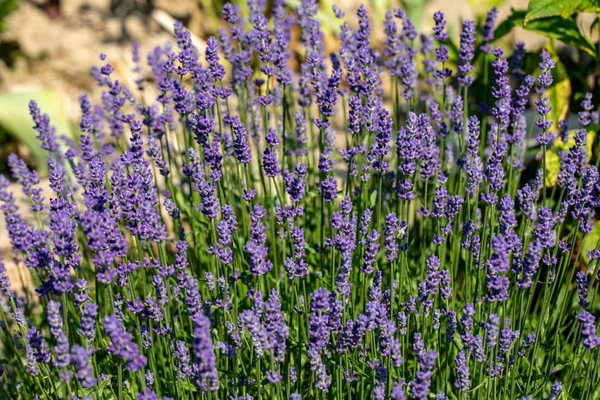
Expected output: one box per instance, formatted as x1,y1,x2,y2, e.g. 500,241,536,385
1,2,599,399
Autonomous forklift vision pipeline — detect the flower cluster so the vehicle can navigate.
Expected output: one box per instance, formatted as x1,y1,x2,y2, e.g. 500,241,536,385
0,2,599,400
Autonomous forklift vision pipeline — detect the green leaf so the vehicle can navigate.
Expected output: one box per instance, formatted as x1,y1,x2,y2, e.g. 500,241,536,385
369,189,378,208
495,10,596,56
0,90,73,172
547,72,572,132
467,380,488,392
494,10,527,41
549,360,573,373
306,244,317,254
533,17,595,55
525,0,600,24
0,0,18,31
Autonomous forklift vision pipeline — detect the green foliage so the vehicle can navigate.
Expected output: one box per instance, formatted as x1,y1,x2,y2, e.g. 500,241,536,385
495,10,596,56
525,0,600,23
0,0,17,31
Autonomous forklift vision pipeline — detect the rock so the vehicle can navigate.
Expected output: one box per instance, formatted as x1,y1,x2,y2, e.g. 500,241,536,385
104,17,123,42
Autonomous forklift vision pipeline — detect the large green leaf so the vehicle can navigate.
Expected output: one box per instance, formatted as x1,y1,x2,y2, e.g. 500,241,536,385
0,90,72,171
525,0,600,24
494,10,596,56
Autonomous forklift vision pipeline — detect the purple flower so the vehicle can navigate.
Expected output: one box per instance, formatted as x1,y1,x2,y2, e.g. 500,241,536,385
576,271,590,309
548,381,562,400
486,235,510,301
457,20,476,87
497,317,518,362
511,41,526,79
321,176,338,202
230,116,252,164
71,345,96,388
534,206,555,248
26,326,51,374
519,332,536,356
29,100,59,153
79,94,104,137
172,341,191,380
318,152,334,173
191,312,219,392
510,75,535,140
8,154,44,212
0,261,12,297
535,49,555,144
454,350,470,391
491,48,511,133
410,350,437,400
205,36,225,81
46,300,63,337
391,380,407,400
446,311,457,342
485,314,500,348
238,307,268,357
432,12,448,41
263,148,280,178
384,213,402,261
146,136,169,176
314,53,342,126
284,226,309,279
103,315,147,372
245,205,273,276
308,347,331,392
480,7,498,52
362,230,380,274
309,288,332,351
52,330,71,377
465,116,484,195
284,163,308,202
578,310,600,350
579,93,594,127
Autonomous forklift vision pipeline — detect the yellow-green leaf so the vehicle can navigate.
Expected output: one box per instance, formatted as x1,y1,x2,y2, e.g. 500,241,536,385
548,79,572,132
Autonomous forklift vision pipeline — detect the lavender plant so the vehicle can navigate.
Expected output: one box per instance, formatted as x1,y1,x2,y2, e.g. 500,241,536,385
1,2,600,399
